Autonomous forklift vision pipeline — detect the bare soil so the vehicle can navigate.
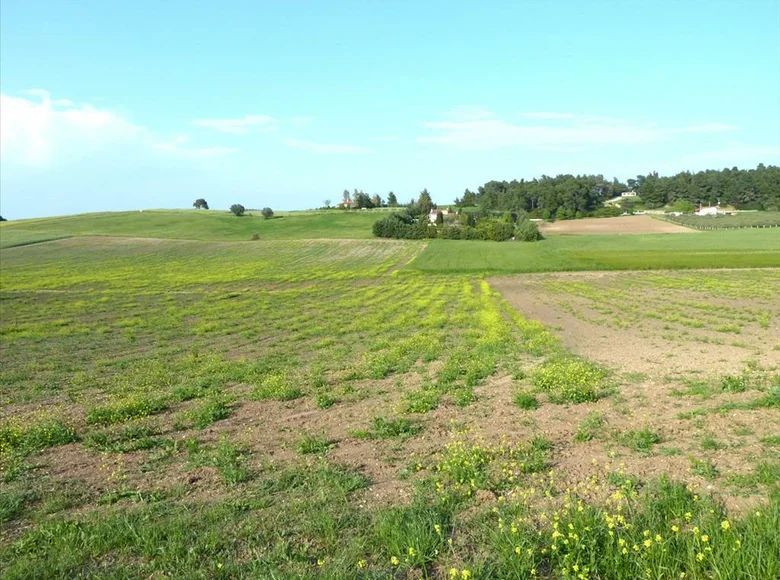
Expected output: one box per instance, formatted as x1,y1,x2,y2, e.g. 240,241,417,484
539,215,697,235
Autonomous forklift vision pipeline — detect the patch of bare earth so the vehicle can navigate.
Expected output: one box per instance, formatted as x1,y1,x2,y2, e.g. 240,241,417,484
486,272,780,513
539,215,696,234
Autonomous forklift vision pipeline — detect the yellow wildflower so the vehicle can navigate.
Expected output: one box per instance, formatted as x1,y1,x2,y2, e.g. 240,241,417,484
721,520,730,531
390,556,399,566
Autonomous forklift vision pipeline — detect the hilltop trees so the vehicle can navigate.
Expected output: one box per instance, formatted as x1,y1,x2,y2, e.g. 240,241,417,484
387,192,398,206
193,198,209,209
261,207,274,219
230,204,246,216
459,165,780,218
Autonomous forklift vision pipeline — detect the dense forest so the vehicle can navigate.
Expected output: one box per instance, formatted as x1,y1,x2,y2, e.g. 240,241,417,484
456,164,780,217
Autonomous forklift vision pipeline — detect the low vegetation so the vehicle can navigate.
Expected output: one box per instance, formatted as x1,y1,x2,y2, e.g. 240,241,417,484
1,210,778,578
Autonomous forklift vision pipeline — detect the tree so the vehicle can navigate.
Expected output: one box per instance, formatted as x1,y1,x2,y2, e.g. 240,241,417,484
261,207,274,219
230,204,246,216
0,216,6,222
193,198,209,209
323,199,331,208
371,194,382,208
342,189,351,203
387,191,398,206
417,189,434,216
435,210,444,225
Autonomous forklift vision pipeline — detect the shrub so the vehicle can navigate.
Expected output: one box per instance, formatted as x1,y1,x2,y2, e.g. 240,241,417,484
229,204,245,216
532,357,610,403
515,219,541,241
261,207,274,219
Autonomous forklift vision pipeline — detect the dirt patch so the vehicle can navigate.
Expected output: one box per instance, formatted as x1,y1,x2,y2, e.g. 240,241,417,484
539,215,696,235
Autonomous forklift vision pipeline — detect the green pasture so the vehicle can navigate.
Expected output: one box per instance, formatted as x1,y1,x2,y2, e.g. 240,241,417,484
410,229,780,274
0,209,380,248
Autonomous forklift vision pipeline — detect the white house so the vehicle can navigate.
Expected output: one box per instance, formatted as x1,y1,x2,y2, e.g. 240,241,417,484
696,206,720,216
621,190,638,198
428,208,452,223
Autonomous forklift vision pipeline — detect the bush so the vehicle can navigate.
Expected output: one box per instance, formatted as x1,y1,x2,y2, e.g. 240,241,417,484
515,219,542,241
261,207,274,219
229,204,245,216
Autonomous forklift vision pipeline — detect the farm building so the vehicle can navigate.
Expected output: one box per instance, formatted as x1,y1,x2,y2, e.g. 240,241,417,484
428,208,452,222
621,190,638,197
696,206,721,216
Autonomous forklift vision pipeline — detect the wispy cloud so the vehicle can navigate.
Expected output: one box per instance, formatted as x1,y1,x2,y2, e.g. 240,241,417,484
193,114,278,135
679,143,780,165
418,109,738,151
283,138,368,154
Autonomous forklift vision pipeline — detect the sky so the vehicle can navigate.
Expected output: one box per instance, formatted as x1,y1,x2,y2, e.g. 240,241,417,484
1,0,779,219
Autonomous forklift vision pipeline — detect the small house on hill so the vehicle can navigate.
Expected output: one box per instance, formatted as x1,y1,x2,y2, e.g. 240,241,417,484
621,190,638,198
337,200,357,208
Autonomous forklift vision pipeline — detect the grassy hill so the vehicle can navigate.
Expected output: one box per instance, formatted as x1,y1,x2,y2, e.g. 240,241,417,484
0,209,380,249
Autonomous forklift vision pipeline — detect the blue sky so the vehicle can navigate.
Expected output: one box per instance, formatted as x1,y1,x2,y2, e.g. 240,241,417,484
1,0,779,219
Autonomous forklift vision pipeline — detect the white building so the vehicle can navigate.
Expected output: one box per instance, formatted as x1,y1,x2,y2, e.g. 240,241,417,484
696,206,720,216
621,190,638,197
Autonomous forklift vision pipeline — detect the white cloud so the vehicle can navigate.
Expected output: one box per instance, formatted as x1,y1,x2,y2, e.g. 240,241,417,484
1,91,238,166
1,91,146,165
283,138,368,154
417,109,738,151
193,114,278,135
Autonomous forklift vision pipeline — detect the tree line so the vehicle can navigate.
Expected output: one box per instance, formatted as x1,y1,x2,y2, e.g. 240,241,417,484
455,164,779,217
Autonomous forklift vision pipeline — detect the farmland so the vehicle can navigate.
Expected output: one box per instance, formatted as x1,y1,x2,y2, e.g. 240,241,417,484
662,211,780,230
1,214,779,579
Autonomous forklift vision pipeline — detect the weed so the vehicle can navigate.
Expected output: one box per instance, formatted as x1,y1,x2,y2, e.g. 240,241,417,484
296,433,334,455
618,429,661,453
250,373,302,401
315,393,336,409
575,411,604,442
691,457,720,480
660,447,682,456
532,357,610,403
350,416,422,440
701,436,727,451
188,397,231,429
0,417,77,456
86,396,169,426
513,391,539,410
403,389,440,414
189,438,251,485
83,422,163,453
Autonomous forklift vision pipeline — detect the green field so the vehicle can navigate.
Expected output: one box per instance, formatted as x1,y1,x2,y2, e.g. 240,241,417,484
0,209,381,249
1,213,779,579
663,211,780,230
411,229,780,273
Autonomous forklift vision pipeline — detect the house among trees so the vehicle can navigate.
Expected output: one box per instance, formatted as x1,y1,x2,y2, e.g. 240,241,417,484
695,205,721,216
428,208,452,223
337,199,357,208
621,190,638,197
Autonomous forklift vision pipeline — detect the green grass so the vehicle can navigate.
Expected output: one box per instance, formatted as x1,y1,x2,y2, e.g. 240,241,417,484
0,209,383,248
410,229,780,273
2,214,779,578
664,211,780,230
